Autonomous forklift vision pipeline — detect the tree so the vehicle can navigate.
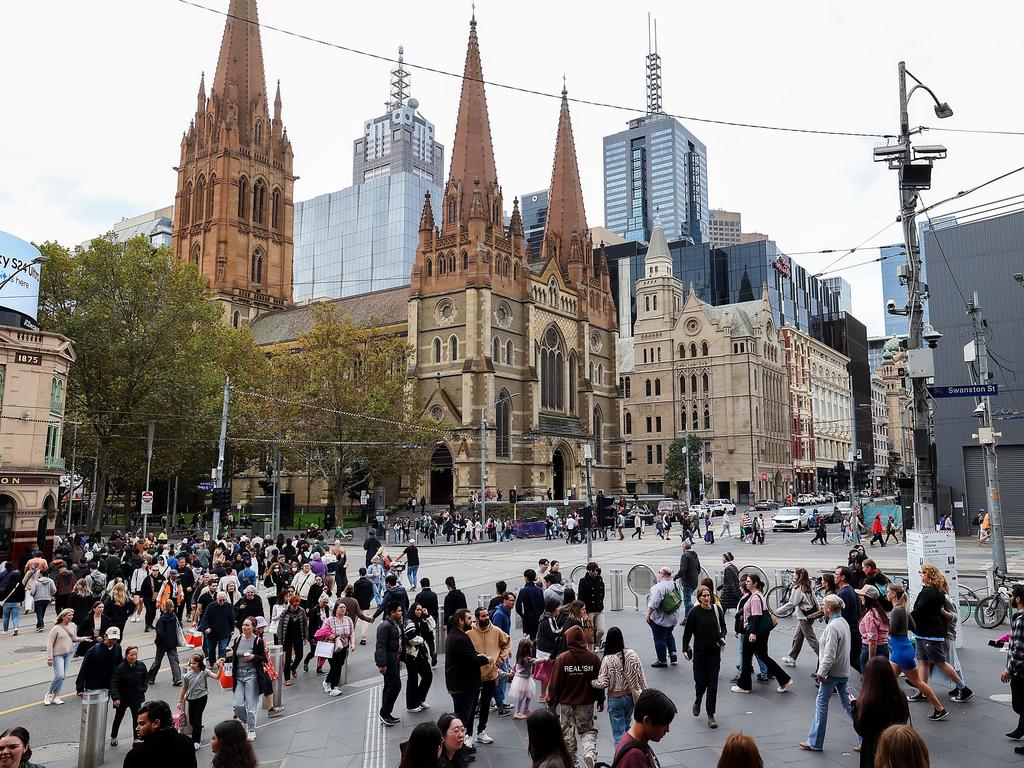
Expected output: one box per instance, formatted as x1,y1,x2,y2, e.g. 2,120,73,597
256,303,435,519
664,435,708,502
38,234,262,531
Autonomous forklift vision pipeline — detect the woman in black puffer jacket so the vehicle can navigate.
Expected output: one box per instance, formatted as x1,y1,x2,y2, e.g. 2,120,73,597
718,552,741,611
109,645,149,746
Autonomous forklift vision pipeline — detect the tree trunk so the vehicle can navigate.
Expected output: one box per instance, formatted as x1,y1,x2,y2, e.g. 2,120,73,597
86,469,108,533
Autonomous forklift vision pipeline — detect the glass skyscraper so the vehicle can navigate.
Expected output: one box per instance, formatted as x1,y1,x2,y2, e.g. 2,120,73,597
293,50,444,302
519,189,548,260
603,115,709,246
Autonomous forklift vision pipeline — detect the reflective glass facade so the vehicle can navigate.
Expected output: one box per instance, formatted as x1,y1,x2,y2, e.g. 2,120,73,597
603,115,709,245
519,189,548,260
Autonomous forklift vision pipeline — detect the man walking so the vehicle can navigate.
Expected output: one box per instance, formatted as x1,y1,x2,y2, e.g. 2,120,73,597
611,689,676,767
375,602,403,726
123,699,196,768
445,608,489,748
577,563,606,649
395,539,420,589
674,542,701,620
515,569,545,640
645,568,681,667
547,625,604,768
800,595,854,752
834,567,862,672
468,607,512,743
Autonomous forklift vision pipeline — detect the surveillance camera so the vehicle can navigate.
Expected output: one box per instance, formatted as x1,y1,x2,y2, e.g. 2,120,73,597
886,299,897,313
973,402,987,418
922,324,943,348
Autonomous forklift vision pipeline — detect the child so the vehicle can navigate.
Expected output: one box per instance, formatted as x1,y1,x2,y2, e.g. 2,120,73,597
510,637,537,719
177,652,224,748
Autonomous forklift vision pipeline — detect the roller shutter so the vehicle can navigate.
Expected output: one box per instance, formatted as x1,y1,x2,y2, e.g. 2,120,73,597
963,444,1024,535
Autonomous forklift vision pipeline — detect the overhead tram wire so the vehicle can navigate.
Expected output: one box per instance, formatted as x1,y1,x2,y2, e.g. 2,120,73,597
174,0,892,140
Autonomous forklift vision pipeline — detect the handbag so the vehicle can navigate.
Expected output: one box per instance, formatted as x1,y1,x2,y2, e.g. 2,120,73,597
263,659,279,681
175,617,188,648
315,640,336,659
173,708,189,731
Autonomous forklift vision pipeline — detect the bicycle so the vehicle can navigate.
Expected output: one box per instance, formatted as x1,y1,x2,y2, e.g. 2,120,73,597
975,569,1018,629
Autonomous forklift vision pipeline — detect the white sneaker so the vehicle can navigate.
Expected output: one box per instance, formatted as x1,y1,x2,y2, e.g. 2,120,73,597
781,656,796,667
52,697,65,705
418,702,431,710
194,744,201,751
476,732,493,745
330,688,343,697
247,730,256,742
43,694,53,706
323,680,332,694
407,705,423,713
465,735,475,748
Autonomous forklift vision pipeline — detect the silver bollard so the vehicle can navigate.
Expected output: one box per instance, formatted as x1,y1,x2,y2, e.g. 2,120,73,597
77,690,109,768
268,644,284,708
435,610,446,651
609,569,624,611
477,594,489,610
514,609,523,629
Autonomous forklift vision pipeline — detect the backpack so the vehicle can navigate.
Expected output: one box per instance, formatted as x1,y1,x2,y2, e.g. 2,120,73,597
659,585,683,615
597,739,653,768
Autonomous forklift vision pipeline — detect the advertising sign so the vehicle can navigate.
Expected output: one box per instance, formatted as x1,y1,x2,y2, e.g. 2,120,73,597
0,230,42,322
905,530,962,647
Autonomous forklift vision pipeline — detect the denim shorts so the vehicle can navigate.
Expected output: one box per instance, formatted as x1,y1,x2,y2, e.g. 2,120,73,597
915,638,947,665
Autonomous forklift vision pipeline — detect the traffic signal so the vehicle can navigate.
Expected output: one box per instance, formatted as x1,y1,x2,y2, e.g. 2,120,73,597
597,492,615,527
212,486,231,509
509,488,518,505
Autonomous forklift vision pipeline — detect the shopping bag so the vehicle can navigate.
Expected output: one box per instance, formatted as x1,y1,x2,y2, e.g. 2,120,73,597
219,662,234,689
315,640,335,659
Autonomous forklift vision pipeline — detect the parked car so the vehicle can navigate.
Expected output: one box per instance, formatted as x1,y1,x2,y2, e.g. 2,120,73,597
689,504,709,517
754,499,779,511
772,506,810,532
810,505,841,525
706,498,736,516
796,494,815,505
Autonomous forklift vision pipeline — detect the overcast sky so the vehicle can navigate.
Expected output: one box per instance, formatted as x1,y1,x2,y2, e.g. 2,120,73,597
2,0,1022,336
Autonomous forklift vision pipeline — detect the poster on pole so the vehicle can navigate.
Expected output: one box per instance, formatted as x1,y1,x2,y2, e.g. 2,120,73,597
905,530,962,648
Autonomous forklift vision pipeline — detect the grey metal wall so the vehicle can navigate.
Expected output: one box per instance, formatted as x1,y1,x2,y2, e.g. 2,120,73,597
925,210,1024,527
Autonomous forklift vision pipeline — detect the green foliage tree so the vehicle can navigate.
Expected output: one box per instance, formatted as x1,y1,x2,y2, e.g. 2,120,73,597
255,303,435,520
38,234,263,530
664,434,708,502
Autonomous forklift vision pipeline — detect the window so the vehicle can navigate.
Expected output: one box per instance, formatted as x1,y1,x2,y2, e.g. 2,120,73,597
183,182,193,226
679,375,686,395
652,295,657,311
254,119,263,145
626,445,633,464
493,337,501,362
250,248,264,284
647,445,653,464
426,258,432,277
625,377,631,398
540,326,564,410
701,341,709,356
237,177,249,219
252,179,267,225
642,348,647,364
692,409,699,430
232,311,240,328
597,364,604,386
593,407,604,463
208,174,216,217
271,188,282,229
655,416,662,432
463,252,468,270
44,423,61,466
433,338,442,363
646,416,652,433
194,176,206,220
624,412,632,434
656,444,663,464
702,372,709,392
49,377,64,414
654,379,661,396
704,407,711,430
645,295,650,312
645,379,652,397
568,351,578,414
449,336,458,361
506,340,513,366
681,411,687,430
691,374,697,393
496,390,511,458
690,343,697,357
678,343,685,358
447,198,457,225
189,244,201,267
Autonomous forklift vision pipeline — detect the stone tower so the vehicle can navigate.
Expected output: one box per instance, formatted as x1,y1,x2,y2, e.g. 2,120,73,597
172,0,294,327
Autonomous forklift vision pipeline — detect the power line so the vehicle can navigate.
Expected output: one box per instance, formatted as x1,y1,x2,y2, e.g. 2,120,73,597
811,219,900,277
918,165,1024,217
918,194,969,309
921,126,1024,138
175,0,894,140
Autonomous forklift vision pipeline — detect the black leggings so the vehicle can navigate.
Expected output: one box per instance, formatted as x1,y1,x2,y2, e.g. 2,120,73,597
187,696,209,744
283,634,303,680
326,648,349,689
111,700,141,738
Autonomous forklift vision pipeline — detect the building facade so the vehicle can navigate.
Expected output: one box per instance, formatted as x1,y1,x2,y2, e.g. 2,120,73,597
293,50,445,303
821,276,853,314
95,207,174,249
871,375,888,491
708,209,742,248
877,339,914,489
519,189,549,260
406,17,621,504
621,222,791,501
172,0,295,328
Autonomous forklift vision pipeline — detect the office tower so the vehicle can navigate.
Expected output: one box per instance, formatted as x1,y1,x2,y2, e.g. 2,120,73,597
821,276,853,314
293,47,444,302
602,18,708,245
708,209,742,247
519,189,548,259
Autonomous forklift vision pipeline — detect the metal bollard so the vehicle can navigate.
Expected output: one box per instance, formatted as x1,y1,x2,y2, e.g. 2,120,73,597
514,609,523,629
435,610,446,651
477,594,489,610
77,690,109,768
268,644,284,708
609,569,624,611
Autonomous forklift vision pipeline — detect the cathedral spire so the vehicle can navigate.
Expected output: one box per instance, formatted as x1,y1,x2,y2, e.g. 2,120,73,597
197,71,206,116
447,14,497,194
211,0,269,145
542,86,589,263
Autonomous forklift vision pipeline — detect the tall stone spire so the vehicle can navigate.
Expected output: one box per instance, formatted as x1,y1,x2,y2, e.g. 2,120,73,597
542,86,589,265
447,15,498,194
211,0,269,145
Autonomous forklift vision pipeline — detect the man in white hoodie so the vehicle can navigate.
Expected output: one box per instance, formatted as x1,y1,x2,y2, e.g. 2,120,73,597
800,594,853,752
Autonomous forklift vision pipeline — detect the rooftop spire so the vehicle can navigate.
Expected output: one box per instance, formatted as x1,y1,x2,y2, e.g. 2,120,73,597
447,14,497,193
646,14,663,115
543,85,588,261
645,210,673,277
211,0,269,142
389,45,410,110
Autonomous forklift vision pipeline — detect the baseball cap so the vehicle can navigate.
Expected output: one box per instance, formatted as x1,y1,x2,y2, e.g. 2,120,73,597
105,627,121,639
856,584,880,600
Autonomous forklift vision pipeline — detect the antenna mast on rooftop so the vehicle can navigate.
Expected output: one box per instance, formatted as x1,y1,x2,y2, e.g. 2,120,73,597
646,14,663,115
389,46,410,110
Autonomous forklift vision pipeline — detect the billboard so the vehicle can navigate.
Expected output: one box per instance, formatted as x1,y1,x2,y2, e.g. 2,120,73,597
0,231,42,323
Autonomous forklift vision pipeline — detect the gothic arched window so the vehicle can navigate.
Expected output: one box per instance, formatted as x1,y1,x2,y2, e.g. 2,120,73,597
250,248,264,284
449,335,458,361
447,197,457,226
568,351,578,415
701,341,709,357
194,176,206,221
702,372,709,392
433,338,442,363
252,179,267,225
593,407,604,463
237,176,249,219
462,252,469,270
493,337,501,362
690,342,697,357
189,244,201,267
183,182,193,226
692,409,699,431
207,174,216,217
645,379,652,397
232,311,240,328
704,406,711,430
271,188,282,229
426,258,432,277
540,326,565,411
654,378,661,396
496,389,511,459
624,412,632,434
691,374,698,393
506,340,513,366
678,343,685,359
254,119,263,145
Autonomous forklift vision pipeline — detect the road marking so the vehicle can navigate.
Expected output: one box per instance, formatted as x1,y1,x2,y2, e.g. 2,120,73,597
0,690,77,716
0,655,46,669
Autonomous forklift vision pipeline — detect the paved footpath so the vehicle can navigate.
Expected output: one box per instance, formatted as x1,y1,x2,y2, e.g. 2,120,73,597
4,532,1024,767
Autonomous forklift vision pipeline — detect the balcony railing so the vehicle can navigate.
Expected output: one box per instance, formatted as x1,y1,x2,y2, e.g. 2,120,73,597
44,456,65,470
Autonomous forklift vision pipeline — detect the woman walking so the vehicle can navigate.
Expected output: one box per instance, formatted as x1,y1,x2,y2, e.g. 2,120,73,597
302,592,330,673
320,601,354,697
911,563,972,704
731,574,793,694
682,585,727,728
780,568,820,668
437,714,469,768
592,626,647,747
109,646,148,746
75,602,107,657
29,571,56,632
718,553,741,611
44,609,84,705
210,719,258,768
526,709,575,768
852,656,910,768
856,585,890,669
402,602,433,710
886,583,946,720
231,617,270,741
276,595,307,686
103,581,132,636
148,600,184,686
869,514,885,547
178,653,223,749
69,579,94,626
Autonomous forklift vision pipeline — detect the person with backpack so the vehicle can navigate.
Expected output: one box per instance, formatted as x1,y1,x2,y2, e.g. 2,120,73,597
730,573,792,694
577,563,606,649
674,542,701,621
546,625,603,768
645,568,681,668
609,688,676,768
780,568,820,669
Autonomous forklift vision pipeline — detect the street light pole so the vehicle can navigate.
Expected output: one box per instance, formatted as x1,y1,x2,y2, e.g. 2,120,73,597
584,444,594,562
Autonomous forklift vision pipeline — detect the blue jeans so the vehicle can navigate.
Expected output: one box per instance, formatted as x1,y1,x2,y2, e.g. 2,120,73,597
372,581,384,604
206,636,229,667
859,643,890,673
606,693,634,749
233,668,259,732
648,620,677,663
806,675,853,750
2,602,19,631
407,565,418,589
49,651,73,695
682,586,695,617
738,634,767,677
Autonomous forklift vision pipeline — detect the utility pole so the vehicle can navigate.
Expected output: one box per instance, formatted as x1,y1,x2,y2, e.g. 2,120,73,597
968,292,1006,573
143,420,155,537
849,374,857,501
684,425,691,506
479,414,487,529
66,422,78,534
214,377,230,539
584,445,594,561
272,439,282,534
90,451,98,522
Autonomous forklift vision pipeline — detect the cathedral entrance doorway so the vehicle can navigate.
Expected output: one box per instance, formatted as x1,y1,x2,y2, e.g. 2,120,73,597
552,449,567,501
429,444,454,505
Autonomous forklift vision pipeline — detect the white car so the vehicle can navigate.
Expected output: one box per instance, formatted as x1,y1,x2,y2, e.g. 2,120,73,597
772,506,810,532
706,498,736,516
796,494,815,505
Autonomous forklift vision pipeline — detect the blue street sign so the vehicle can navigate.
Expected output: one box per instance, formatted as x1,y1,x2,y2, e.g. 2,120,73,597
930,384,998,398
196,481,213,491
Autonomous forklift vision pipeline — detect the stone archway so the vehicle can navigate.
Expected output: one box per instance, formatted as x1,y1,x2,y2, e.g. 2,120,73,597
429,444,454,506
552,449,567,501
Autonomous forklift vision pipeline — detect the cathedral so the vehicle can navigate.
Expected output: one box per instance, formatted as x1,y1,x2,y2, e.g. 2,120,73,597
172,0,295,328
407,14,622,503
